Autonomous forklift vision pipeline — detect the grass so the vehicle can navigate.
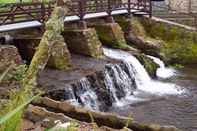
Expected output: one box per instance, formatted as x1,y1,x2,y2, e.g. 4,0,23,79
0,64,41,131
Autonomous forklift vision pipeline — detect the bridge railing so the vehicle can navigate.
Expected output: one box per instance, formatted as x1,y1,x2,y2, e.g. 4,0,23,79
0,0,151,26
0,2,55,25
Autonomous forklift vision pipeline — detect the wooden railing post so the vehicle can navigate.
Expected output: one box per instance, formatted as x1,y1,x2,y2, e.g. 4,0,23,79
149,0,152,18
79,0,85,20
78,0,87,29
107,0,112,16
41,3,45,23
128,0,131,15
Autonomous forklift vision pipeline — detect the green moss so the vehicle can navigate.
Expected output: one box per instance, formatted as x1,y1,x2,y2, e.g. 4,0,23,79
93,23,134,50
140,17,197,65
135,54,158,78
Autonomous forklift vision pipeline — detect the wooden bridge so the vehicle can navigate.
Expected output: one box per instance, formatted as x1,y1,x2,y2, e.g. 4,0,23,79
0,0,152,32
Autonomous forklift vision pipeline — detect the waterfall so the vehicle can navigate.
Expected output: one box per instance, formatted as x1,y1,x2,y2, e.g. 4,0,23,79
103,47,184,96
103,69,121,105
147,55,176,79
63,85,78,105
74,78,99,110
103,64,135,106
52,47,185,110
63,78,99,110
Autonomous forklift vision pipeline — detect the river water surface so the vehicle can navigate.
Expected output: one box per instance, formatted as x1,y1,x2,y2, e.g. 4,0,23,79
111,65,197,131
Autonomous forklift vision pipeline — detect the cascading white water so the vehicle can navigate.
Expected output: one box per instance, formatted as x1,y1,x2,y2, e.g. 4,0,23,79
76,78,99,110
61,48,185,110
147,55,176,79
109,64,133,97
104,64,135,106
63,85,79,105
103,47,184,96
103,69,121,105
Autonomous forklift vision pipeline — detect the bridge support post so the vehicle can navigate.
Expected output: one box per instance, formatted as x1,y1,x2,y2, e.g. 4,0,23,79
90,21,136,51
78,20,88,29
63,28,103,58
105,16,115,23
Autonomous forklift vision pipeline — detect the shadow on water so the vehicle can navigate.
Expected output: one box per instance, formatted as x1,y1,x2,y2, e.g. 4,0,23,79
110,65,197,131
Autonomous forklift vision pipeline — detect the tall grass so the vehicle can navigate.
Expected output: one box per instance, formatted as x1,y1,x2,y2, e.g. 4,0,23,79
0,64,40,131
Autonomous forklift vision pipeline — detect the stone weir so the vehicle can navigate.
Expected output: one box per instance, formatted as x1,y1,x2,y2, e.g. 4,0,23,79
26,48,179,131
38,52,132,111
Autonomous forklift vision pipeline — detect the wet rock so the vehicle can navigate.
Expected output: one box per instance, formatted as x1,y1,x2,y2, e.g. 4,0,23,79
135,54,159,78
34,97,180,131
63,28,104,58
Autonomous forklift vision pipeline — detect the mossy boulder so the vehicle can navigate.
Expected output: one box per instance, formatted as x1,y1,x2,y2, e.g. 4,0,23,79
63,28,104,58
91,23,137,51
139,17,197,65
135,54,159,78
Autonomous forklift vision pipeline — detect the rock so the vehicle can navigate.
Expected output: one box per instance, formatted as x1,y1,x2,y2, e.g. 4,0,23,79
26,105,133,131
139,16,197,65
26,105,74,128
0,45,22,72
91,22,138,52
47,34,72,70
34,97,180,131
63,28,104,58
115,16,161,57
135,54,159,78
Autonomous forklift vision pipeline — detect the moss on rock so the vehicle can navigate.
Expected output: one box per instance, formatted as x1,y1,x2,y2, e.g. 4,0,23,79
114,16,161,57
92,23,137,51
139,17,197,65
135,54,158,78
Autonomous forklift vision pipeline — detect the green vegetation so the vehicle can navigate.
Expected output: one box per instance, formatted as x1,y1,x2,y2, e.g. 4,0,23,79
93,23,136,51
0,64,40,131
139,18,197,65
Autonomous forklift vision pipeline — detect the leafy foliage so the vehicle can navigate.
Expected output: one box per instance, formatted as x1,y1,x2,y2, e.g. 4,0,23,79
140,17,197,64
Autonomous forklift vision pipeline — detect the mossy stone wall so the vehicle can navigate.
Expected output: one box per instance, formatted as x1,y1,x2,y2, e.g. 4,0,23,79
139,17,197,65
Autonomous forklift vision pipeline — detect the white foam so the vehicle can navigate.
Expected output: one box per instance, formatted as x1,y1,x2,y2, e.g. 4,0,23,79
147,55,176,79
103,47,184,97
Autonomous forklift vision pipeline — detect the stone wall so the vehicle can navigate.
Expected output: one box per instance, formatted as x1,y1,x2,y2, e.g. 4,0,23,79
139,16,197,64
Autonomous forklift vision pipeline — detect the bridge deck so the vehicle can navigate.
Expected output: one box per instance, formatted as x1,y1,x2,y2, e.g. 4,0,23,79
0,0,151,32
0,9,148,32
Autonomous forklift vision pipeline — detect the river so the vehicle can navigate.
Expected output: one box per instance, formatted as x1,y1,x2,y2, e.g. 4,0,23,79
111,65,197,131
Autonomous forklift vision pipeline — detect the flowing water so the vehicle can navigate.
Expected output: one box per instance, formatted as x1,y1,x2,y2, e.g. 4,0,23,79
103,48,196,131
147,55,176,79
56,47,197,130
